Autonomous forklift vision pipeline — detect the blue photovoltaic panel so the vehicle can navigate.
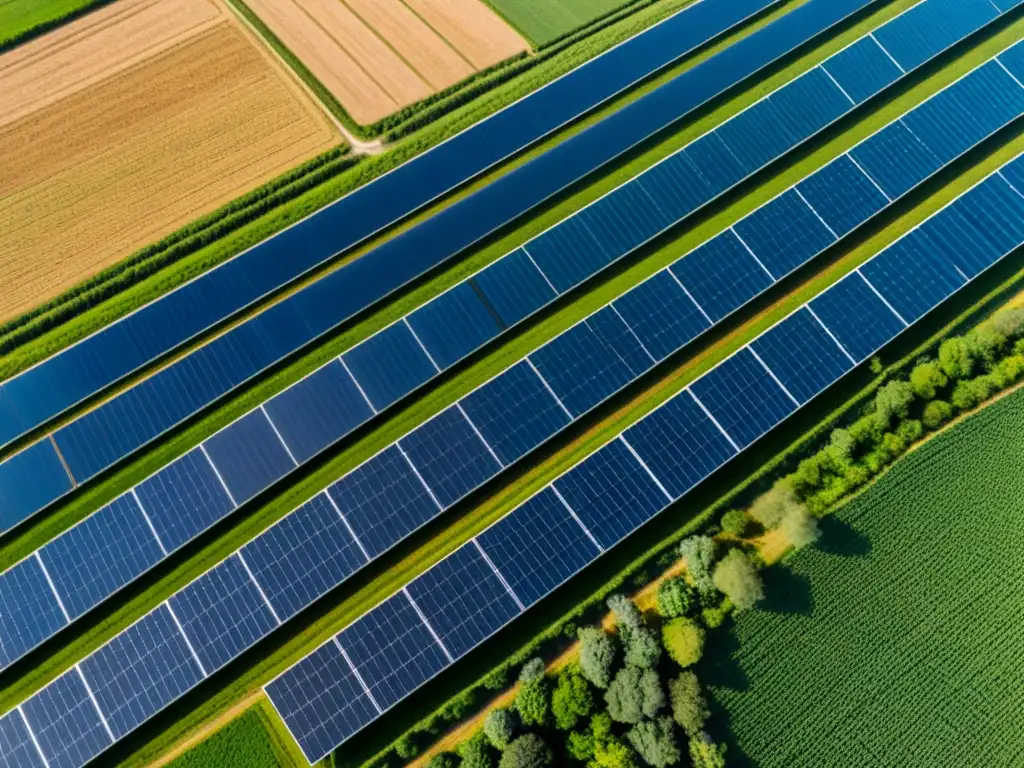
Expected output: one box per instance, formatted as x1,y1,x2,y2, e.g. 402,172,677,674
553,439,668,550
460,362,570,465
338,591,449,710
769,66,853,142
733,190,837,278
341,323,437,411
168,555,278,674
821,36,902,105
0,710,45,768
624,393,737,499
859,230,966,323
525,215,610,294
21,670,110,768
0,440,71,533
264,641,378,764
612,271,710,361
528,322,635,418
1001,38,1024,81
995,0,1024,14
573,178,674,257
874,0,998,72
637,152,712,221
690,349,796,449
0,557,67,670
263,360,374,464
471,249,557,328
1001,155,1024,194
134,448,235,553
399,407,501,508
406,543,521,660
79,605,203,739
796,155,890,237
715,97,797,173
327,445,439,558
476,488,600,607
849,120,943,201
202,409,295,506
682,132,747,198
585,306,655,377
39,495,163,620
241,494,368,622
809,273,906,362
670,231,773,322
406,282,501,371
749,308,854,404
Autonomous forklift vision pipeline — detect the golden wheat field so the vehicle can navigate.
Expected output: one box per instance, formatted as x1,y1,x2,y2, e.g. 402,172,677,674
0,0,339,323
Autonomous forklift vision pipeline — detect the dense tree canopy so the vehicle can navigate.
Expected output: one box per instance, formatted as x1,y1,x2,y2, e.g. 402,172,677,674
579,627,618,689
498,734,552,768
656,577,695,619
668,671,709,735
713,549,763,611
678,536,716,595
551,669,594,731
606,666,665,724
627,716,681,768
484,708,517,750
662,618,704,668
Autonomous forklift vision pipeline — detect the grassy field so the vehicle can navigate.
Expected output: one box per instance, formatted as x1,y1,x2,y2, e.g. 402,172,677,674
0,0,104,48
707,388,1024,767
484,0,641,46
166,700,303,768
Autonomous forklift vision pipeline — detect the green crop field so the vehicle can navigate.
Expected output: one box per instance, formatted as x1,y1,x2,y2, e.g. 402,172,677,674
167,703,301,768
0,0,104,48
485,0,643,46
707,387,1024,767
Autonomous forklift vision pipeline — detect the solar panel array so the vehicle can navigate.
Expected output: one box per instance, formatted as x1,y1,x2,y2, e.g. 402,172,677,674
268,152,1024,765
4,39,1024,767
0,0,896,532
2,30,1020,681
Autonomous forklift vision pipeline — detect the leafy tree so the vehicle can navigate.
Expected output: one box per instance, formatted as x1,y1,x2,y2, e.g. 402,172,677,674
719,508,749,537
910,361,947,400
515,666,549,728
668,671,709,735
995,354,1024,386
688,732,727,768
590,712,614,741
880,431,906,460
591,738,640,768
396,734,420,760
566,729,594,762
848,412,884,449
749,481,800,529
992,307,1024,338
939,337,974,380
519,657,545,682
578,627,617,689
952,379,980,411
780,506,821,551
712,549,763,611
656,577,695,618
459,733,495,768
873,380,914,428
828,427,856,463
498,734,551,768
484,708,517,750
623,624,662,670
661,618,704,668
606,666,665,724
922,399,953,429
896,418,923,445
869,356,884,374
627,716,681,768
428,752,459,768
966,325,1007,368
678,536,716,595
551,669,594,731
607,594,643,631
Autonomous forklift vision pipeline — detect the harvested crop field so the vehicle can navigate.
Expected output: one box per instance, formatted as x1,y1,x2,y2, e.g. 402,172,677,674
0,0,339,323
241,0,529,124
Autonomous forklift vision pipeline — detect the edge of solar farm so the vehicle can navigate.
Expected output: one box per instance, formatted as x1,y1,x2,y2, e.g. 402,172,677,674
0,0,1005,677
0,0,788,450
0,0,978,536
2,43,1023,768
264,151,1024,766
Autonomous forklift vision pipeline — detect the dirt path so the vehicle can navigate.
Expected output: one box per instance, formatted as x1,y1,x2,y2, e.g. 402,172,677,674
148,690,265,768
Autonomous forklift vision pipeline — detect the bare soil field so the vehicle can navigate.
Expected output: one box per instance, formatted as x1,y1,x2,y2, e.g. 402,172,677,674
242,0,529,124
0,0,339,323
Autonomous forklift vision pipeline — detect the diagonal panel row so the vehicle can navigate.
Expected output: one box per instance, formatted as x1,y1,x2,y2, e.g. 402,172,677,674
0,0,788,451
2,35,1021,681
4,54,1024,768
0,0,924,531
267,154,1024,765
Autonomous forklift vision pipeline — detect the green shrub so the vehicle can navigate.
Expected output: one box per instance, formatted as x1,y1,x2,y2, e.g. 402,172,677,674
498,734,552,768
910,360,948,400
712,550,763,612
780,506,821,551
656,577,695,618
662,618,705,668
578,627,618,689
428,752,459,768
678,536,716,595
552,669,594,731
874,380,915,428
668,671,709,736
750,482,801,527
607,594,643,629
896,419,923,445
514,663,549,727
966,324,1007,368
922,399,953,429
622,624,662,670
939,337,975,380
719,508,749,537
605,666,664,724
459,733,495,768
566,729,595,762
627,716,681,768
688,732,727,768
396,733,421,759
484,708,517,750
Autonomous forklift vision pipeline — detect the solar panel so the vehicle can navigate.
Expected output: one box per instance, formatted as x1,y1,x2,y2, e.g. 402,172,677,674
710,97,796,175
849,121,943,200
476,488,601,607
0,710,45,768
733,190,837,278
585,306,656,378
623,392,738,499
241,494,368,622
796,155,890,237
769,66,854,140
690,349,797,449
460,362,571,465
38,495,163,620
327,445,440,558
262,360,375,464
20,669,110,768
1000,38,1024,81
0,557,67,670
470,248,557,327
670,231,774,323
399,407,502,508
553,438,669,550
525,215,609,294
573,178,675,256
167,555,278,674
337,591,450,710
636,153,711,221
78,605,204,739
201,409,296,506
0,441,71,533
612,271,711,361
821,36,903,105
133,447,235,553
682,133,747,198
406,282,502,371
874,0,997,72
405,544,521,660
341,323,438,411
809,273,906,361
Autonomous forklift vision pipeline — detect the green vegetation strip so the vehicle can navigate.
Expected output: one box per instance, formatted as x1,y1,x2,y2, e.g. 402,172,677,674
167,700,304,768
483,0,648,48
0,0,111,51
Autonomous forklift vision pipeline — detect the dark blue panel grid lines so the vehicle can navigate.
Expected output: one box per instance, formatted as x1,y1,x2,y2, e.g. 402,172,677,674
202,408,296,507
809,272,907,362
849,121,943,200
585,306,656,377
0,710,45,768
795,154,890,238
20,669,110,768
470,248,557,328
0,557,68,671
0,440,72,534
821,36,903,106
341,322,438,412
612,270,711,361
732,189,838,278
873,0,998,73
768,65,853,143
406,282,501,371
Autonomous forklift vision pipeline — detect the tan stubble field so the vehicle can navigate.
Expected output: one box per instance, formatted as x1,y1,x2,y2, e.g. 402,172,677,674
0,0,340,323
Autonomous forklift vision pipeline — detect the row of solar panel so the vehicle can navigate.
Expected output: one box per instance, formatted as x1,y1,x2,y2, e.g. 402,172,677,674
0,0,790,450
2,37,1020,686
3,58,1022,768
0,0,908,533
0,0,995,535
267,155,1024,765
